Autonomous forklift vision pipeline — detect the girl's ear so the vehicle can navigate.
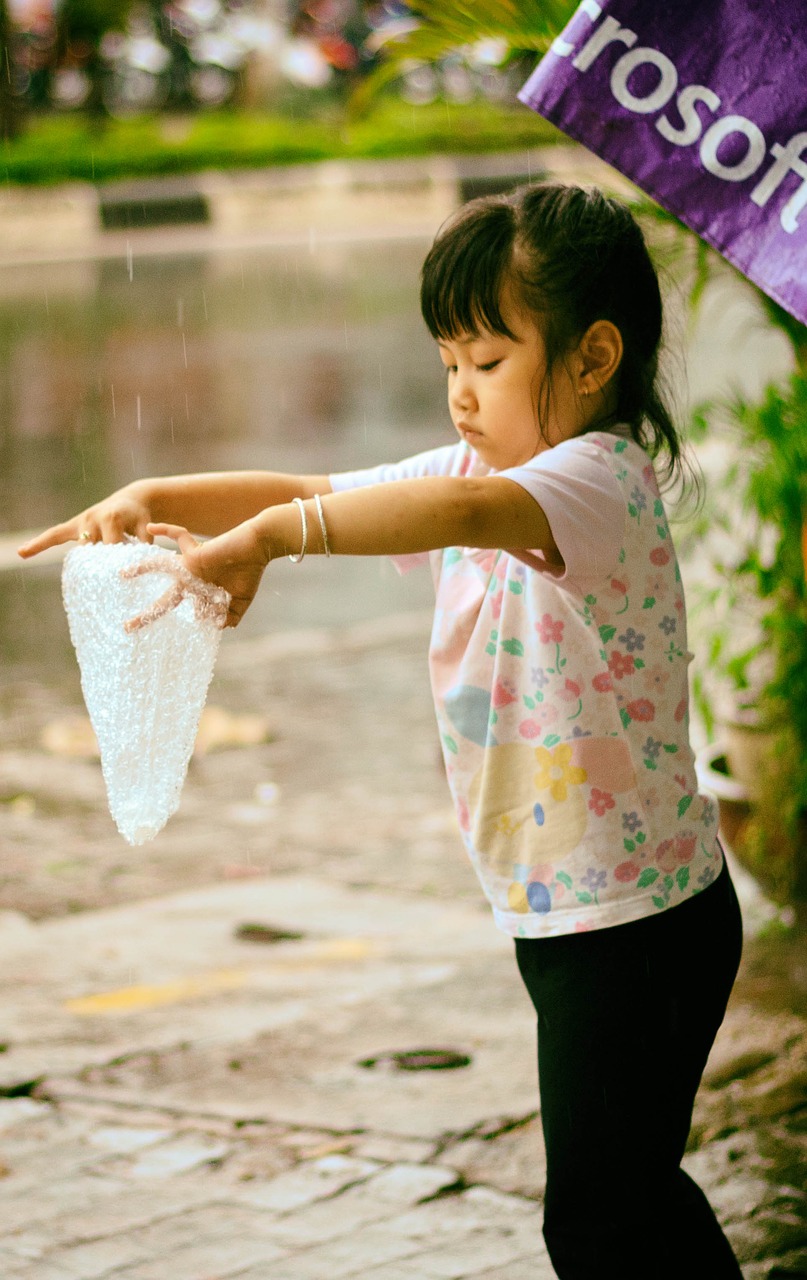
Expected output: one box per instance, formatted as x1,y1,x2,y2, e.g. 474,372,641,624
577,320,623,397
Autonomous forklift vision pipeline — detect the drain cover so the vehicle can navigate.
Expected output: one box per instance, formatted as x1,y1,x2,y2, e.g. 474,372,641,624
358,1048,472,1072
234,923,304,944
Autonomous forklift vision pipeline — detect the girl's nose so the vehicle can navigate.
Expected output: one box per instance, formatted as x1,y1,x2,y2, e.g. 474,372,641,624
450,371,476,413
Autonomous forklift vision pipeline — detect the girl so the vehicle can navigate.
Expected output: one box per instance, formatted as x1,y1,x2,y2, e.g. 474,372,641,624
19,182,744,1279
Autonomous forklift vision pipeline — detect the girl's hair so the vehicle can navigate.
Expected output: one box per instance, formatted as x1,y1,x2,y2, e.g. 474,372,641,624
420,181,683,484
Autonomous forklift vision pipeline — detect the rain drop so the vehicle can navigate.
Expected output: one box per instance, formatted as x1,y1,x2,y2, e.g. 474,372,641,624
177,298,184,327
136,396,142,432
126,241,133,282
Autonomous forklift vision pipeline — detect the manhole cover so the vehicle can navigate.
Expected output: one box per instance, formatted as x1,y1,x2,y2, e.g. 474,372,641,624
357,1048,472,1072
234,923,304,944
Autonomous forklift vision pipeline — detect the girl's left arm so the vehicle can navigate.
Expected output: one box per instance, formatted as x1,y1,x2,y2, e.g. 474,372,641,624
145,475,560,628
255,476,561,564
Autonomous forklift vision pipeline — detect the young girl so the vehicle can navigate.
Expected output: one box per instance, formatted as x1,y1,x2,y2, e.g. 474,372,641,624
19,181,744,1278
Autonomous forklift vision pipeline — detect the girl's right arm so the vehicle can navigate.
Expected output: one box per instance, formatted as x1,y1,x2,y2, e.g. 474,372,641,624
16,470,333,559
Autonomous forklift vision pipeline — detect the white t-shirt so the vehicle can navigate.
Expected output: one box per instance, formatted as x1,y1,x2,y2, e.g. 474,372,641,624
331,430,722,938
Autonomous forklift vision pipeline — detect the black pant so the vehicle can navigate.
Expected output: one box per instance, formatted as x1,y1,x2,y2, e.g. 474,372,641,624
515,860,744,1280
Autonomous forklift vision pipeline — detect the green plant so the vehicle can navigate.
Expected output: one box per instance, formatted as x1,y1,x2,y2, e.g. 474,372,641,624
0,99,561,184
350,0,576,115
691,367,807,886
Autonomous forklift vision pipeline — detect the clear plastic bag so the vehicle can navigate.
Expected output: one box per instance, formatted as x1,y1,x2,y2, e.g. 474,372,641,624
62,539,230,845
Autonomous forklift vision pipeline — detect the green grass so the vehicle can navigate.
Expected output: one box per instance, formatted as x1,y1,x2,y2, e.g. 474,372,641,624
0,97,562,185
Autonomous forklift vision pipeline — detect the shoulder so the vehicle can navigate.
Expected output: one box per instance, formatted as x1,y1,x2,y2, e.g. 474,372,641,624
330,441,472,491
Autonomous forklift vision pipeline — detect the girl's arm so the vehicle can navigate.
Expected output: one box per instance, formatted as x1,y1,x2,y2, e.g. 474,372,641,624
139,471,333,537
142,473,561,628
254,476,561,564
16,470,332,558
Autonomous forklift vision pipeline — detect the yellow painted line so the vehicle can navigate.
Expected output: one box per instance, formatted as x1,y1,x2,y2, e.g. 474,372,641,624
65,938,378,1016
66,969,248,1015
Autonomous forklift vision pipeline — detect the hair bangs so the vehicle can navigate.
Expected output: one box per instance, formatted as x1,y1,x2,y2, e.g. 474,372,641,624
420,199,518,343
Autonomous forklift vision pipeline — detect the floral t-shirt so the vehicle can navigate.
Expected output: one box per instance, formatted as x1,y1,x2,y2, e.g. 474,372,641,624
330,430,722,938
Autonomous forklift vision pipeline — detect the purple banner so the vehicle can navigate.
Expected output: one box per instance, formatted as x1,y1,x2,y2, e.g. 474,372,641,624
519,0,807,327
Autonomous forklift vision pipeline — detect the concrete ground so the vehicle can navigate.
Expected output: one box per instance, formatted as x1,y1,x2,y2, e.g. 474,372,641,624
0,615,805,1279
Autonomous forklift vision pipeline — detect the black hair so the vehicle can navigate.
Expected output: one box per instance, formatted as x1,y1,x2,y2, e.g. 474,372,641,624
420,181,684,485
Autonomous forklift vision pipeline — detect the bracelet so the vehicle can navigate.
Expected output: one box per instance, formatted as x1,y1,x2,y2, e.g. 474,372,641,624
288,497,307,563
314,493,331,557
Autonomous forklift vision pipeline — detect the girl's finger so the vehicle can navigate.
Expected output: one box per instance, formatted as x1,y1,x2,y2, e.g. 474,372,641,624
100,515,126,545
146,522,199,552
17,523,75,558
136,522,154,544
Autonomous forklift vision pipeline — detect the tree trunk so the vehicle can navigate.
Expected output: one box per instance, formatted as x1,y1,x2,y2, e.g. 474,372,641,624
0,0,20,142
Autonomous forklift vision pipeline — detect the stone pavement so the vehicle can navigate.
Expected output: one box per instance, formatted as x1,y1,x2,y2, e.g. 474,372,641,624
0,616,805,1279
0,862,804,1279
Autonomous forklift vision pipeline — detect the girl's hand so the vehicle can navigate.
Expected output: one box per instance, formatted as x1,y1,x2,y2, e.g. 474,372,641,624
17,484,154,559
140,520,268,629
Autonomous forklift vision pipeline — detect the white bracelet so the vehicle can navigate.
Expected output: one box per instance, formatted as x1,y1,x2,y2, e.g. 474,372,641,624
288,497,307,563
314,493,331,557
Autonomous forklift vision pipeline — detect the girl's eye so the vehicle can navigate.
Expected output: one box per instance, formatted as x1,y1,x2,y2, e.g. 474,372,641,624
478,360,501,372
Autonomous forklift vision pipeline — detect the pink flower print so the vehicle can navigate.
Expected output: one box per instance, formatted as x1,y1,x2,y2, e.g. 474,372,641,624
610,577,628,596
614,860,641,882
642,463,656,487
643,784,661,810
588,788,615,817
674,698,688,723
655,839,677,872
675,774,688,790
642,665,670,696
519,719,542,740
626,698,655,722
650,546,671,567
536,613,564,644
557,676,583,703
519,705,559,738
608,650,635,680
456,796,470,832
644,572,666,599
674,595,685,615
656,834,696,872
592,671,613,693
492,679,518,709
575,921,595,933
491,591,504,620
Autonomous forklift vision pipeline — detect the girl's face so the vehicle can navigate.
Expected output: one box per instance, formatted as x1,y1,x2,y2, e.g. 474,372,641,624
437,287,581,472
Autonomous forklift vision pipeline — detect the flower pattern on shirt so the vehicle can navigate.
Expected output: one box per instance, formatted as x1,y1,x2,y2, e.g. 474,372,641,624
331,430,722,938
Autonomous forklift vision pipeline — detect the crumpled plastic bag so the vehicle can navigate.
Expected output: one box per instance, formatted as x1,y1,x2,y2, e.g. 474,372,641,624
62,538,230,845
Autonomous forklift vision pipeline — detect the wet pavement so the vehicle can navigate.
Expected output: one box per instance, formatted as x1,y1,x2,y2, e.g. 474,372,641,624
0,615,805,1279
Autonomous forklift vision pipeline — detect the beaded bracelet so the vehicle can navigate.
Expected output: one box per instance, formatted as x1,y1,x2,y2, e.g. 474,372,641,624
314,493,331,557
288,497,307,563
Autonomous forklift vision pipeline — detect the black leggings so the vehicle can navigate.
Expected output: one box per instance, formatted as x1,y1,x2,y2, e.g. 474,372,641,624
515,860,744,1280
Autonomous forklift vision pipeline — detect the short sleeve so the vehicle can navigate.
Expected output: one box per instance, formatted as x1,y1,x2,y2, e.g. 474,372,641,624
329,442,471,573
499,437,626,584
329,442,467,493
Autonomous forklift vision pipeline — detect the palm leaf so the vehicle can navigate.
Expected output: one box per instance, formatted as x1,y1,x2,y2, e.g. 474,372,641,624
351,0,577,115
